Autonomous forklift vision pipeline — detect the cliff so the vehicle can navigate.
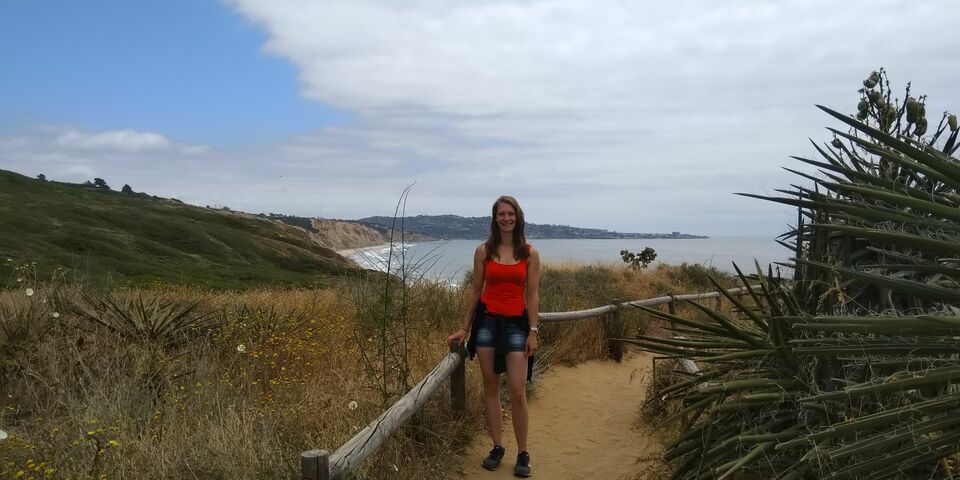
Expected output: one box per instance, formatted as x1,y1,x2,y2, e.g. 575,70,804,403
310,219,389,251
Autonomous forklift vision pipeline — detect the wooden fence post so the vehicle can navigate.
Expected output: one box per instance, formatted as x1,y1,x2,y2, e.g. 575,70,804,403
607,299,624,362
301,449,330,480
667,293,677,331
450,343,466,414
666,293,686,429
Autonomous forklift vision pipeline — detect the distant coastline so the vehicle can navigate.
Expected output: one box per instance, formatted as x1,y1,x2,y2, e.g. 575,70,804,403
348,214,708,241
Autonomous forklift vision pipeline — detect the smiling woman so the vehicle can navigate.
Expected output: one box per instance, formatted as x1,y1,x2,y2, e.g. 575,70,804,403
447,195,541,477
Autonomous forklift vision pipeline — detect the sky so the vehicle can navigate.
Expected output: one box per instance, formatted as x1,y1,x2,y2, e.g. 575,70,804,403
2,0,958,236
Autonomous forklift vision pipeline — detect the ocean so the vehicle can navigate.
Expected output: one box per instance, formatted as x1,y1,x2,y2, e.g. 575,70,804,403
346,236,792,283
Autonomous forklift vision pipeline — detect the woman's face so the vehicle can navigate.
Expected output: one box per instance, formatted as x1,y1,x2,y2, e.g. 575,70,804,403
496,201,517,234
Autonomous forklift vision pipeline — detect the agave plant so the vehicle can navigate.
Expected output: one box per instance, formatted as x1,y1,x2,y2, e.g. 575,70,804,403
631,71,960,479
68,291,226,403
627,266,810,479
741,69,960,314
71,290,222,350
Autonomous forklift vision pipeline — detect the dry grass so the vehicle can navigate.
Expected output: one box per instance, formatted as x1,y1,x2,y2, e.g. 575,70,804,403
0,260,727,479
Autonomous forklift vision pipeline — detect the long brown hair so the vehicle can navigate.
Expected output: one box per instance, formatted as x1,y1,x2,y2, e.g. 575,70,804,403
484,195,529,262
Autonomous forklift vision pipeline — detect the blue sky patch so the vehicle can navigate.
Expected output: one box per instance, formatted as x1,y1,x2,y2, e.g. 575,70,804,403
0,0,347,147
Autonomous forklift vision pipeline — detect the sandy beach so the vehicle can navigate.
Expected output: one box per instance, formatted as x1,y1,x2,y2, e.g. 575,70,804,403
335,243,391,259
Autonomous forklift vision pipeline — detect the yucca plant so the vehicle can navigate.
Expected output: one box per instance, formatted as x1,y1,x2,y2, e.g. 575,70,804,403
627,266,811,479
68,291,225,403
633,70,960,479
742,68,960,313
71,290,222,351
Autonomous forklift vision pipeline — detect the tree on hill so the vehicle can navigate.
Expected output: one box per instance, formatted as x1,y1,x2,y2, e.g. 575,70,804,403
121,184,133,194
36,174,46,181
92,178,110,190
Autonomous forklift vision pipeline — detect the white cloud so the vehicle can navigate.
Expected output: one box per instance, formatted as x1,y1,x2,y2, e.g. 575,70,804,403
4,1,959,236
59,164,97,182
227,0,958,116
44,129,210,155
181,145,211,155
54,130,173,152
0,119,791,233
216,0,960,234
0,136,38,149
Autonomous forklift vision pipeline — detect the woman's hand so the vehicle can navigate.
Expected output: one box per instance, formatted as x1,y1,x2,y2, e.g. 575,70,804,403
447,328,467,346
525,333,538,357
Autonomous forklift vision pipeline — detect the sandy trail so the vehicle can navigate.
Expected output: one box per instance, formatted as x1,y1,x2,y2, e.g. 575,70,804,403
459,350,663,480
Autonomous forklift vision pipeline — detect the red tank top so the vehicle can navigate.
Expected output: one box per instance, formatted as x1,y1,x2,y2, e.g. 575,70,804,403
481,257,528,316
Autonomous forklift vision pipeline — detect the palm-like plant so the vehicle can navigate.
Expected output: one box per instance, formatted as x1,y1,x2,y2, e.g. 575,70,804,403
631,70,960,479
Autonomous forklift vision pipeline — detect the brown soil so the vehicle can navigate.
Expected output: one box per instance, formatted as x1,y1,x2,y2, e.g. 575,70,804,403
459,351,664,479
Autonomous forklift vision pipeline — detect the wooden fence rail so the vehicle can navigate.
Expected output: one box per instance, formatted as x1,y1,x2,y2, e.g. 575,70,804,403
538,287,752,322
302,346,466,480
301,285,755,480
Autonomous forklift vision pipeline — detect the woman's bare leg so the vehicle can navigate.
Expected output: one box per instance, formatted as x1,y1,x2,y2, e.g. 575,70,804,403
476,346,502,446
505,351,529,452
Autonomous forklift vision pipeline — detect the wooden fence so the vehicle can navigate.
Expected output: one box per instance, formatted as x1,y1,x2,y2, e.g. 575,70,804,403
301,286,753,480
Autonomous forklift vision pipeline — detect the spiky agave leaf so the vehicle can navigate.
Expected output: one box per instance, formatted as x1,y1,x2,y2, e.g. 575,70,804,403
641,74,960,479
634,274,960,479
626,269,816,479
71,290,223,350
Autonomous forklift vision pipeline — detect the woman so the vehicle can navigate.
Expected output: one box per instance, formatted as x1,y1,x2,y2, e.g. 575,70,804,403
447,195,540,477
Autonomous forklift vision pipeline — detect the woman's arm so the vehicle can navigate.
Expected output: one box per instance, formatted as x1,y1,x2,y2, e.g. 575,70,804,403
447,244,486,344
525,246,541,357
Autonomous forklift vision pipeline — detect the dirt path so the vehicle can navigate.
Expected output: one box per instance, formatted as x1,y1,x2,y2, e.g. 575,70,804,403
459,350,663,480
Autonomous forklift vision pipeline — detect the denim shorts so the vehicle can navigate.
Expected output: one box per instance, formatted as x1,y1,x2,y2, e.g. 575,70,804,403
474,314,528,352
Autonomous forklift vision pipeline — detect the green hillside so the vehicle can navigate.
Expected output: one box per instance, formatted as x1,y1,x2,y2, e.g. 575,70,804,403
0,169,356,288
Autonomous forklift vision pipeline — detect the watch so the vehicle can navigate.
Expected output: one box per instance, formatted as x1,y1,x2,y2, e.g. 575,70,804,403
529,326,539,333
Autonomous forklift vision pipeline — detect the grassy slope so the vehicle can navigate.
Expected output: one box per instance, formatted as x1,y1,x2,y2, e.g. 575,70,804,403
0,169,356,288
